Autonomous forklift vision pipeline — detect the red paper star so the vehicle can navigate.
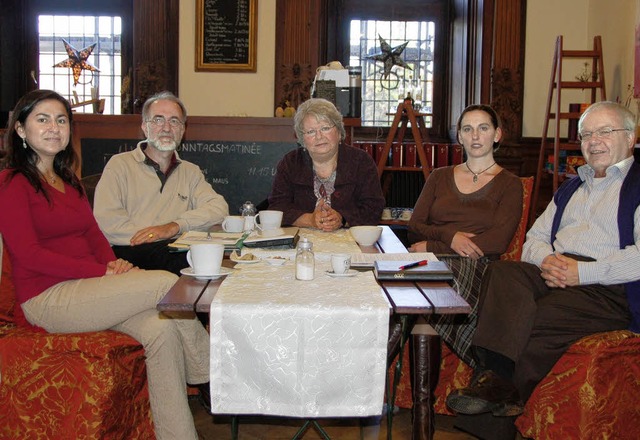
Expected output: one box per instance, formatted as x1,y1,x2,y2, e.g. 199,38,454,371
53,39,99,86
367,35,412,79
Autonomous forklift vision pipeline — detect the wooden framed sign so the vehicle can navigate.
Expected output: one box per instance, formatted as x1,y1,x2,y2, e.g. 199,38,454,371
195,0,258,72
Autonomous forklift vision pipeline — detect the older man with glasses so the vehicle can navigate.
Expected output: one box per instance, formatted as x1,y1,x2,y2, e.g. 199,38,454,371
94,91,228,277
445,101,640,439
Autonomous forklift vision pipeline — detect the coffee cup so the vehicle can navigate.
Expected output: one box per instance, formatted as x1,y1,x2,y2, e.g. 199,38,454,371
186,243,224,275
331,253,351,274
381,208,392,220
222,215,244,233
254,210,283,231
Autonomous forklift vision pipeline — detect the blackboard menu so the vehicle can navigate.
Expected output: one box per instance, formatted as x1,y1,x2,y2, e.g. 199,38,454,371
196,0,257,71
81,138,298,215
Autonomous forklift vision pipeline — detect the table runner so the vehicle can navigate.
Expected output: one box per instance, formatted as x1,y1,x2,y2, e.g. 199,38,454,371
210,228,391,417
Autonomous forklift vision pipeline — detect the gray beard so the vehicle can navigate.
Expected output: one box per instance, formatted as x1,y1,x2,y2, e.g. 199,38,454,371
149,139,177,152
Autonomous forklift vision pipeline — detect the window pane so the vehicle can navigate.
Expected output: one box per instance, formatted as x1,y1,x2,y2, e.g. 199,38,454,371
350,19,434,127
38,14,122,115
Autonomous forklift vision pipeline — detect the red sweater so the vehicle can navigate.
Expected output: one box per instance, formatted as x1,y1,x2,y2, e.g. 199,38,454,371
0,170,114,327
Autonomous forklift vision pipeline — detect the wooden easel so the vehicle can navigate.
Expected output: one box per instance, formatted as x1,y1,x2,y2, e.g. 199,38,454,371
377,99,432,180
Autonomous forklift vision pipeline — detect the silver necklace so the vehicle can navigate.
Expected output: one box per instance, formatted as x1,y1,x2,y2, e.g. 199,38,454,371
465,161,496,183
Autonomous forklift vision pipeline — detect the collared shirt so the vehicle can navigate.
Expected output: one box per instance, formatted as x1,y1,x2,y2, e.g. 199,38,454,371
141,143,181,191
523,155,640,285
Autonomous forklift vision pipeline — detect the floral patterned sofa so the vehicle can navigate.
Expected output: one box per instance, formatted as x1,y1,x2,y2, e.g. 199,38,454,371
0,236,155,439
390,177,640,438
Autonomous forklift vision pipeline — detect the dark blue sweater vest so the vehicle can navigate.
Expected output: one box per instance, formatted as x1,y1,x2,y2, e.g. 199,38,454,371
550,161,640,332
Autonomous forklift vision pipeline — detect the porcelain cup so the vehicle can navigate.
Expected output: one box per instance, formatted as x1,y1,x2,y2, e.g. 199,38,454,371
331,254,351,274
186,243,224,275
254,210,283,231
222,215,244,233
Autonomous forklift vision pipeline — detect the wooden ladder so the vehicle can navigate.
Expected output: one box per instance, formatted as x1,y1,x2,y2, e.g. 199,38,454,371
530,35,606,226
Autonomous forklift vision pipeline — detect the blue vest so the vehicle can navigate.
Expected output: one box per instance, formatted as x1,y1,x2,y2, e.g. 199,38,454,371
550,160,640,332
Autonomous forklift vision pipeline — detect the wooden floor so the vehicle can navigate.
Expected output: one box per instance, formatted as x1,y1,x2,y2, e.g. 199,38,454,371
190,399,478,440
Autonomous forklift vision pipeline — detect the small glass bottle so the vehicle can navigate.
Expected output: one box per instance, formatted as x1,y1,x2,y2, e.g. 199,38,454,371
241,201,256,232
295,237,315,281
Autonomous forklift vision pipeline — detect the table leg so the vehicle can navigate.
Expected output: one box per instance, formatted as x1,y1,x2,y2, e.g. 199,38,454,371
385,314,415,440
231,415,239,439
291,420,331,440
409,333,441,440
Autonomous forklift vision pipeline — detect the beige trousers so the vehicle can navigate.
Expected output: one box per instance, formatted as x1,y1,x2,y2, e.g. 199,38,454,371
22,269,209,440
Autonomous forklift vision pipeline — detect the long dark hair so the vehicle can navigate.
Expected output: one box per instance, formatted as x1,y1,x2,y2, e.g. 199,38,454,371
1,90,83,202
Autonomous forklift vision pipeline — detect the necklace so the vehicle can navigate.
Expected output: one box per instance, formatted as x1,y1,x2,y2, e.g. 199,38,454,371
465,161,496,183
42,171,57,184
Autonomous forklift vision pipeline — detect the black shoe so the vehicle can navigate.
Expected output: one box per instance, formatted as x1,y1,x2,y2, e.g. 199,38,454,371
197,382,212,414
446,370,523,417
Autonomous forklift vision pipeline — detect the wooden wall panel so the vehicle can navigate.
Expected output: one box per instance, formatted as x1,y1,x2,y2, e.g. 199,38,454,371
274,0,326,112
489,0,526,144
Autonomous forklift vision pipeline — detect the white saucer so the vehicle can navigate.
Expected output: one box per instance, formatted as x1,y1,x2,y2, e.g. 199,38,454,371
180,267,233,280
325,269,358,278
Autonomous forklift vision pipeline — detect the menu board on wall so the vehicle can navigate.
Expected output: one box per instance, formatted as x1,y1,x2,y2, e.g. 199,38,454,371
195,0,257,72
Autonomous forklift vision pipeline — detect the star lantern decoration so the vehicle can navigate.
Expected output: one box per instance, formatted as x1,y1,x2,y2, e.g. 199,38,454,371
53,39,99,86
366,35,412,79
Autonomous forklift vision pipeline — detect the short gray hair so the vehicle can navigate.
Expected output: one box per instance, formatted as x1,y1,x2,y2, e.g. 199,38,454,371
293,98,346,143
141,91,188,122
578,101,636,132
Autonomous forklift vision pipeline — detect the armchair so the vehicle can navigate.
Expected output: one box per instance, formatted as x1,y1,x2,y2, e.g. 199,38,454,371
0,237,155,439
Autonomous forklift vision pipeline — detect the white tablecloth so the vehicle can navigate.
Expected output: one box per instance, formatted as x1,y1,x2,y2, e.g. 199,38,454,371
210,229,391,417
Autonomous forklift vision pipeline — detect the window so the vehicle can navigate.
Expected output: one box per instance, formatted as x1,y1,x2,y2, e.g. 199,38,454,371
38,15,122,114
348,20,435,127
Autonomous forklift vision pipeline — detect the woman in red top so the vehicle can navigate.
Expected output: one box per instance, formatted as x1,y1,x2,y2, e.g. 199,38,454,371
0,90,208,440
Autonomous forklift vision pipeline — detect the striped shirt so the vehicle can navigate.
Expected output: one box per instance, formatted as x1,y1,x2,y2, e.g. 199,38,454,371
523,155,640,285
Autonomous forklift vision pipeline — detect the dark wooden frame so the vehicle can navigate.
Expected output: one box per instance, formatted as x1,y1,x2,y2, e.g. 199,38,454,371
195,0,258,72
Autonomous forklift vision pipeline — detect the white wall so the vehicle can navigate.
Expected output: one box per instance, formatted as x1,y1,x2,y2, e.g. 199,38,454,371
178,0,276,117
176,0,637,128
523,0,637,137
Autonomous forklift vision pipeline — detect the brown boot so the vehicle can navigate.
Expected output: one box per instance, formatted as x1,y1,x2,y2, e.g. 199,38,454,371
409,333,441,440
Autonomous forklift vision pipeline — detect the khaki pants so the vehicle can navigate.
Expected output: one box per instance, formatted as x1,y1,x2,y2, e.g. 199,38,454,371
22,269,209,440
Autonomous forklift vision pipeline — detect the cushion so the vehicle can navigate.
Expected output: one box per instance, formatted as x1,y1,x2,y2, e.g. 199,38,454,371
0,236,15,324
516,330,640,439
0,327,154,439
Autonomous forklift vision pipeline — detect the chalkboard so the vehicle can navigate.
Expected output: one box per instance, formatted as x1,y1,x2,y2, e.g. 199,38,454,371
81,138,298,215
195,0,257,72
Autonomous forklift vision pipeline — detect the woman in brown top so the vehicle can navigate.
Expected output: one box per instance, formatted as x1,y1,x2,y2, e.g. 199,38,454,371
407,104,523,365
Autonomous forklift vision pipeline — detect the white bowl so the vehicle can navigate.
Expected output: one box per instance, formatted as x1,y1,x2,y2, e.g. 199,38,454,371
264,257,287,266
349,226,382,246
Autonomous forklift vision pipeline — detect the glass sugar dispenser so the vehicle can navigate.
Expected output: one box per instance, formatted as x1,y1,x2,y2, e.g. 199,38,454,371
241,200,257,232
295,237,315,281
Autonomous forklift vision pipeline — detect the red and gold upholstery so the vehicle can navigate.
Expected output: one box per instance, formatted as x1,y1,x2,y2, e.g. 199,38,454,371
516,330,640,439
0,238,155,439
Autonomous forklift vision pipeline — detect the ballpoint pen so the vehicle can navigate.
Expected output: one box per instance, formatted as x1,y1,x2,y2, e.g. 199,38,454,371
398,260,428,270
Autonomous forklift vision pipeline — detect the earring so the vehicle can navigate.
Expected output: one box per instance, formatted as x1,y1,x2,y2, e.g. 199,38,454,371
22,138,27,149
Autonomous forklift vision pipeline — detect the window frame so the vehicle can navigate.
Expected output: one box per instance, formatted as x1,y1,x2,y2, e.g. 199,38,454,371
327,0,450,138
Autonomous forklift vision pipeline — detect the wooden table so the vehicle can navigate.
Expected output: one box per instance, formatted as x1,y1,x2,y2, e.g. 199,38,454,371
157,226,470,439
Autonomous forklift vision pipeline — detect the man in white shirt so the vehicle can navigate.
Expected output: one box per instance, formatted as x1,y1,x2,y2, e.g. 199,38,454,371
94,91,228,275
446,101,640,438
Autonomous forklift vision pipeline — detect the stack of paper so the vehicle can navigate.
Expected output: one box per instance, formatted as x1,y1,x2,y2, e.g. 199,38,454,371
168,231,245,250
350,252,438,268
